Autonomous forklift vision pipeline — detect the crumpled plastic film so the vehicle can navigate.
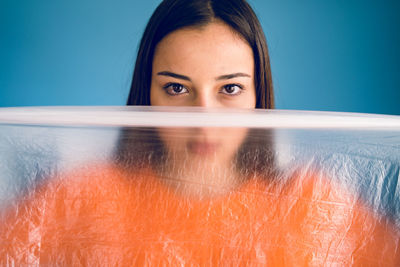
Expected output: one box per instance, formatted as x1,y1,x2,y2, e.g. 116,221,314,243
0,106,399,266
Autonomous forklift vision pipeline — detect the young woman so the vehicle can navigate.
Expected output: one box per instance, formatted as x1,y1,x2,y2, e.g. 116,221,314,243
1,0,399,265
117,0,276,197
126,0,273,109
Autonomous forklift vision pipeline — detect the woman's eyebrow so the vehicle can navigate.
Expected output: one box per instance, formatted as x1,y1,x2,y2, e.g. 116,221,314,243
157,71,191,81
157,71,251,81
216,73,251,80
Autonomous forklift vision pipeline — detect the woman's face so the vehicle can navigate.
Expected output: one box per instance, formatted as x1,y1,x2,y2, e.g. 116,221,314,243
150,21,255,192
150,21,256,108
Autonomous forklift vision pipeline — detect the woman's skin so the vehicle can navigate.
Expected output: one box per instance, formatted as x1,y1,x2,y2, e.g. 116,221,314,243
150,21,256,197
150,20,256,108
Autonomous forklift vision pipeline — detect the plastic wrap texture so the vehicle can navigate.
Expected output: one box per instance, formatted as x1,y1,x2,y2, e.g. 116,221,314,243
0,107,399,266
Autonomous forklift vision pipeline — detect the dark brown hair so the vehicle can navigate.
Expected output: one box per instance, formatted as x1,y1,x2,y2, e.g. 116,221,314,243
126,0,274,109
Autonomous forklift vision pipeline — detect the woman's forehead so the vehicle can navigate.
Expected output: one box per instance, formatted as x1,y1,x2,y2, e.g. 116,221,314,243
152,21,254,77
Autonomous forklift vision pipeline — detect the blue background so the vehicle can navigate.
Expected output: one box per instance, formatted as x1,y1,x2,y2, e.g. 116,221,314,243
1,0,399,115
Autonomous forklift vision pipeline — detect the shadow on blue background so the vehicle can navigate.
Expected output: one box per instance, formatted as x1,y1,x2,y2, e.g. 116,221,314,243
1,0,399,115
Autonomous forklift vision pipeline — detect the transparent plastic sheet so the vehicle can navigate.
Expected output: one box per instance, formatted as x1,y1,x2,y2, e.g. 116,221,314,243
0,106,399,266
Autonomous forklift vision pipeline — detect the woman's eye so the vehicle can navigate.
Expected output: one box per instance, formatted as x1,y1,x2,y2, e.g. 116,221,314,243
220,84,243,95
163,83,189,95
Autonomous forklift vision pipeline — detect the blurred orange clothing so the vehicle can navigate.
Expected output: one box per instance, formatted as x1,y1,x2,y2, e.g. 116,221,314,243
1,163,399,266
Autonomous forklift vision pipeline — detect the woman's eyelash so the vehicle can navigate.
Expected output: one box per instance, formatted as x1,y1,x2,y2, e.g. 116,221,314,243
226,83,244,89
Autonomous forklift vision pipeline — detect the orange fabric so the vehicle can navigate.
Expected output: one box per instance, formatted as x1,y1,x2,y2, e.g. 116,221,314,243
1,164,399,266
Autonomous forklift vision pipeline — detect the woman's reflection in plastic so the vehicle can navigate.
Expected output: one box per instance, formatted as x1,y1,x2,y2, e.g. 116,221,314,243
116,126,275,198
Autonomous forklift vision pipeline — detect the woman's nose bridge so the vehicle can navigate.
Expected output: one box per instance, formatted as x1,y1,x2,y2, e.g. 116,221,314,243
193,88,214,107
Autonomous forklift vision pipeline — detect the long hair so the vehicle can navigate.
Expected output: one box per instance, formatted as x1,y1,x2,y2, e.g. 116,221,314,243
126,0,274,109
